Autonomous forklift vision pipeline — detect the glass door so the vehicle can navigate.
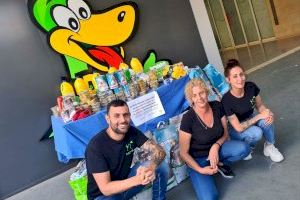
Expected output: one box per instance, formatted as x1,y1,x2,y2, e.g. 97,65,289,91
204,0,275,50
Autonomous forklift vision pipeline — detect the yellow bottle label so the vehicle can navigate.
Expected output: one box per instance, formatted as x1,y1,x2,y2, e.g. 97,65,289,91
83,74,98,94
119,62,129,70
60,82,75,96
74,78,88,95
130,58,143,73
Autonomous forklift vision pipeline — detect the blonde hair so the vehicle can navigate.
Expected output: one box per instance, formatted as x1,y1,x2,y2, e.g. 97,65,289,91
184,79,209,106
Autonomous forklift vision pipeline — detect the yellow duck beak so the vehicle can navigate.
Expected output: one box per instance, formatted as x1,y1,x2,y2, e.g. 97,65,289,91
49,3,137,72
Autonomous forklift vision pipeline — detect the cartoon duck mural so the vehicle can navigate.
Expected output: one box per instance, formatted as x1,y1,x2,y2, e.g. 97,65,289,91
28,0,138,78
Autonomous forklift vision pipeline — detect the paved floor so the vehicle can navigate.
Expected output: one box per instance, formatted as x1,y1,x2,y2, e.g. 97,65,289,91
5,50,300,200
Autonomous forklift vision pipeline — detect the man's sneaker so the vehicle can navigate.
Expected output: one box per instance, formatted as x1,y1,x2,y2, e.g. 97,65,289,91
217,165,235,179
263,143,284,162
243,152,252,160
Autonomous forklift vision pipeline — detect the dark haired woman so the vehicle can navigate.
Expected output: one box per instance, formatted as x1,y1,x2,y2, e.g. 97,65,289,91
221,59,284,162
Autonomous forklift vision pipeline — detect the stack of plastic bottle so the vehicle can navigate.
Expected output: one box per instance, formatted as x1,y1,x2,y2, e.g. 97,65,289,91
74,76,101,113
95,74,116,108
55,61,191,122
59,77,78,122
95,69,143,107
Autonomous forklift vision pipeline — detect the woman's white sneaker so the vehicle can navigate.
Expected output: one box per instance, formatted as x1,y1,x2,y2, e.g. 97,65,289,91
263,143,284,162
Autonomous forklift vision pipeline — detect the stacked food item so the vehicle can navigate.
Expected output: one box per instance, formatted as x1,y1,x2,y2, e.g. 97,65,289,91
51,60,189,123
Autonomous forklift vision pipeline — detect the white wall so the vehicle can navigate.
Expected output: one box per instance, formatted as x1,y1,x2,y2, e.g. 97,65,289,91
189,0,224,72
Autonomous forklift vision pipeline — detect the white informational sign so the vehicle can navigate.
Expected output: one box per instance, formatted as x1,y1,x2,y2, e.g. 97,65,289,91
127,91,165,126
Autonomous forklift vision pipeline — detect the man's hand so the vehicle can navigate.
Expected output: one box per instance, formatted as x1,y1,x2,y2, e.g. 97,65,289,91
144,167,156,183
135,166,155,185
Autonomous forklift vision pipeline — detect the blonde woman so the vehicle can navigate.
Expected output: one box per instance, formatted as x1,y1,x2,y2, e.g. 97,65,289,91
179,79,250,200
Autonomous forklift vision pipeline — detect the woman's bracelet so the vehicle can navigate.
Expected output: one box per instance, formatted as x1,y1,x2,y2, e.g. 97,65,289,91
215,142,221,147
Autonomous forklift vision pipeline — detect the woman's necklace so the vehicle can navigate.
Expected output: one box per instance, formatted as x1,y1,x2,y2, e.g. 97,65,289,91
231,89,244,98
196,114,208,130
194,109,208,130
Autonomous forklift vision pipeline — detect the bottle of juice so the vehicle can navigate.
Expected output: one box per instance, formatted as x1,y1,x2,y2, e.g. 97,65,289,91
74,77,87,94
74,77,90,104
83,73,99,94
60,77,75,96
130,57,144,73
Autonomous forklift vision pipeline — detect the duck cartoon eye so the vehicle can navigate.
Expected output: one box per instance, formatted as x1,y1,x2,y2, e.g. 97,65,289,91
118,11,126,22
52,6,80,32
68,0,91,20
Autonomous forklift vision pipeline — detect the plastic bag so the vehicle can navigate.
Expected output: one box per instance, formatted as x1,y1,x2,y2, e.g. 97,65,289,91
152,122,178,163
188,66,220,101
203,64,230,96
69,176,88,200
69,160,88,200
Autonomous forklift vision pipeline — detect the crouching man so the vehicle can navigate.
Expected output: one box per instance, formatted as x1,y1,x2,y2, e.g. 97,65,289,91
85,99,169,200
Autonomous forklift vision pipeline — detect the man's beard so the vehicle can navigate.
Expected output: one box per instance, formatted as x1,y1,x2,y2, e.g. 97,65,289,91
112,123,129,135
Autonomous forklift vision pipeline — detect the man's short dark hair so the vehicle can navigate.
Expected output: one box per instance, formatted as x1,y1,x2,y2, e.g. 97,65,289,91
107,99,128,114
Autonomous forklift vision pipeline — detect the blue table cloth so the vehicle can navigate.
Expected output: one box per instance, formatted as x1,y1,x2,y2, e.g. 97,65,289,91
52,76,190,163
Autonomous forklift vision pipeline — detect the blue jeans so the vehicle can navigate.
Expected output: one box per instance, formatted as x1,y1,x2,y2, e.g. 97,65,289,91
229,118,275,148
188,140,250,200
94,161,169,200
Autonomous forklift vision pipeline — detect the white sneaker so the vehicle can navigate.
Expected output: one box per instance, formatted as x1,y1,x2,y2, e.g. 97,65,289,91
263,143,284,162
243,152,252,160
